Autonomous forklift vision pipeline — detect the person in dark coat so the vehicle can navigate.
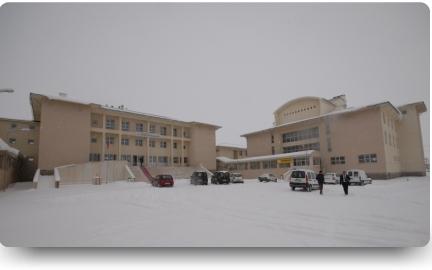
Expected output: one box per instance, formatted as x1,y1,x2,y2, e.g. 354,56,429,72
316,171,325,195
340,171,351,195
139,156,144,167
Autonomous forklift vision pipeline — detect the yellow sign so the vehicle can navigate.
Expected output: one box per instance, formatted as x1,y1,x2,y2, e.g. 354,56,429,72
277,158,293,164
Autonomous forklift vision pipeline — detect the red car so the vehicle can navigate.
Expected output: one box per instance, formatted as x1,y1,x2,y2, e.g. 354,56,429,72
151,174,174,187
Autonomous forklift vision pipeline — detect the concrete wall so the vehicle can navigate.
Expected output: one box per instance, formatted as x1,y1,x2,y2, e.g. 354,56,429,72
57,161,130,185
0,151,16,190
38,99,91,171
397,105,426,175
189,124,217,170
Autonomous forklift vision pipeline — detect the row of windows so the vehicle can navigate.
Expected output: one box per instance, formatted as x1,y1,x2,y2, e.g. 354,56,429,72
282,127,319,143
282,142,320,153
9,123,36,130
222,157,313,171
96,137,186,149
90,153,188,164
8,138,35,145
283,105,317,117
99,119,186,137
331,154,378,165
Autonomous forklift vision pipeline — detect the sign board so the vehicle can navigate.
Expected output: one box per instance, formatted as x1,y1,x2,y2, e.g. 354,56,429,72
277,158,293,164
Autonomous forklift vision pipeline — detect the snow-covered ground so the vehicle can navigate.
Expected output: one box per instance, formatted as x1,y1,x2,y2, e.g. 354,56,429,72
0,176,429,247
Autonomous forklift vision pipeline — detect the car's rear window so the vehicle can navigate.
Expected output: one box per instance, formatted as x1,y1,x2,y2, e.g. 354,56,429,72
160,175,172,180
291,171,305,178
232,173,241,177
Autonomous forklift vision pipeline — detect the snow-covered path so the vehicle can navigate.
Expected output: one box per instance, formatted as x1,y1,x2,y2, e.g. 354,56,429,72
0,177,429,247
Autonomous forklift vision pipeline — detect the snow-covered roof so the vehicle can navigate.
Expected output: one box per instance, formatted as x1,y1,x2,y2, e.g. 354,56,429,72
0,138,19,157
217,143,247,149
217,150,317,164
242,101,401,137
29,92,220,128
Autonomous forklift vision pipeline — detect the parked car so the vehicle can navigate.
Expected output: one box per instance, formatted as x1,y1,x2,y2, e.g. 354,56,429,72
230,172,244,183
152,174,174,187
289,169,319,192
190,171,208,185
211,171,230,185
324,172,339,184
347,169,372,186
258,173,277,182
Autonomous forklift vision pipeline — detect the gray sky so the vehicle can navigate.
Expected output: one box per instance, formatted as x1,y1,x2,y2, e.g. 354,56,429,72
0,3,429,156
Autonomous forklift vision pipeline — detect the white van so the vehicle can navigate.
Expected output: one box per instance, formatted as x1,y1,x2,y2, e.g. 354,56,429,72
346,169,372,186
289,169,319,192
324,172,339,184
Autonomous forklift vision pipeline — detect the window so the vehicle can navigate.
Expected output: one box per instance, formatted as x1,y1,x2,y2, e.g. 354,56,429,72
271,135,274,143
122,121,129,131
136,123,144,132
330,156,345,165
313,158,321,165
160,141,167,148
173,128,178,137
106,119,115,129
282,127,319,143
263,160,277,169
184,157,188,164
327,137,332,152
10,123,16,129
401,110,407,115
160,127,167,136
89,153,101,161
250,162,261,170
104,154,116,160
28,139,35,145
29,125,35,130
9,138,16,144
121,138,129,145
28,157,34,162
121,155,131,162
294,157,310,166
149,140,156,148
271,146,275,155
173,157,179,164
173,142,177,149
106,136,114,145
359,153,377,163
158,156,169,165
149,124,156,133
183,144,186,150
91,119,98,127
149,156,157,164
135,139,143,146
91,137,97,143
283,143,320,153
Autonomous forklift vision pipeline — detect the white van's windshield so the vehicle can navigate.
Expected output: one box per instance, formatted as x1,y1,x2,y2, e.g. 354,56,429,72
291,171,305,178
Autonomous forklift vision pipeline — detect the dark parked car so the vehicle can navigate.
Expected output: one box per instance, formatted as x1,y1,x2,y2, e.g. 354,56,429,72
152,174,174,187
190,171,208,185
258,173,277,182
211,171,230,185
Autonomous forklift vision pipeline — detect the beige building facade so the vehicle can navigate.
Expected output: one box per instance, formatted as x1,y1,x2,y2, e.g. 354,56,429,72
217,95,427,179
29,93,220,173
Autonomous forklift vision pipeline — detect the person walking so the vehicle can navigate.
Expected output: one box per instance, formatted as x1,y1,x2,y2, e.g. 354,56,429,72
316,170,325,195
340,171,351,195
139,156,144,167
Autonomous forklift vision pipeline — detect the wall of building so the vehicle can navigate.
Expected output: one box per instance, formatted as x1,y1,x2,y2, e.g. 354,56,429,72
274,98,322,125
216,146,247,159
189,124,217,170
38,99,91,171
0,151,16,190
397,105,426,176
320,107,387,178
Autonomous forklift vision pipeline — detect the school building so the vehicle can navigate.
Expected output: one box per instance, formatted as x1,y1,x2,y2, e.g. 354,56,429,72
217,95,427,179
0,92,220,182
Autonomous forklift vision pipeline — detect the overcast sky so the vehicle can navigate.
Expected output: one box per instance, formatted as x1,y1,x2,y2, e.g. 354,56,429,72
0,3,429,156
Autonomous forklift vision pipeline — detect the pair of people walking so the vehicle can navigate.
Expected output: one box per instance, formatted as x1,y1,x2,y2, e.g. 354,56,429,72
315,170,351,195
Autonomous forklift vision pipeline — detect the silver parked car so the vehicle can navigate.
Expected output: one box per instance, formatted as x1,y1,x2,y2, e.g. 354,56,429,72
230,172,244,183
258,173,277,182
